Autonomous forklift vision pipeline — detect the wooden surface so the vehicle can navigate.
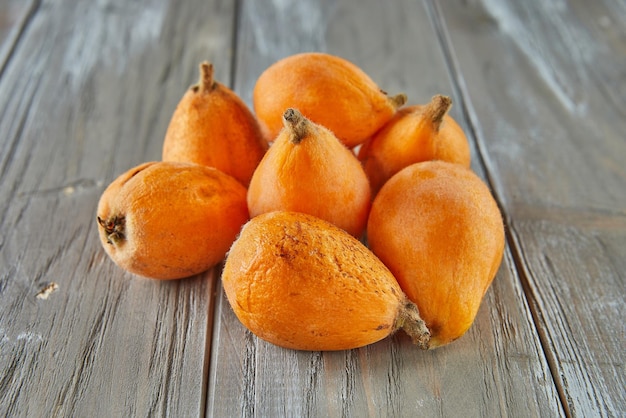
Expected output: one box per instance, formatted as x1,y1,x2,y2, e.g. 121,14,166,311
0,0,623,417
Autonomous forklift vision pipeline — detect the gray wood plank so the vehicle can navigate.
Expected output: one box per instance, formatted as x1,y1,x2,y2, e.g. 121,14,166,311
0,0,235,416
207,1,562,416
437,0,626,416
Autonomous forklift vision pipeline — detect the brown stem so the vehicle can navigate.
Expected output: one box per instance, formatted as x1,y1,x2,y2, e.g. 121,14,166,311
395,299,431,349
282,108,310,144
193,61,216,93
423,94,452,132
389,93,408,109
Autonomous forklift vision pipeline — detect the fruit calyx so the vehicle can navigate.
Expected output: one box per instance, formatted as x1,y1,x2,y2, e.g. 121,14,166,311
192,61,217,94
283,108,311,144
423,94,452,132
395,299,431,349
97,215,126,245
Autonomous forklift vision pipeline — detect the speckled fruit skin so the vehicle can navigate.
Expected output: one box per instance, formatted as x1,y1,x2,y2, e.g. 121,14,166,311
221,211,430,351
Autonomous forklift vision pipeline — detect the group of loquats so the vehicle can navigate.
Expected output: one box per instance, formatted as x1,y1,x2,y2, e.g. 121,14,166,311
96,53,505,351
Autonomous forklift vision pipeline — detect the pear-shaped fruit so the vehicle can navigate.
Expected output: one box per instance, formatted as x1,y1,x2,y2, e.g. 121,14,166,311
162,61,268,186
247,108,371,238
367,161,504,348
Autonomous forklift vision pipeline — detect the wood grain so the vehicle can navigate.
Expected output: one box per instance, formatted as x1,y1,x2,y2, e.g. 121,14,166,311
0,0,234,416
207,1,562,416
438,0,626,415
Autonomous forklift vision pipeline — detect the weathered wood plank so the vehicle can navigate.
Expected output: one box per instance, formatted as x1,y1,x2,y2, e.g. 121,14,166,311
510,215,625,416
437,0,626,212
437,0,626,415
207,1,562,416
0,0,235,416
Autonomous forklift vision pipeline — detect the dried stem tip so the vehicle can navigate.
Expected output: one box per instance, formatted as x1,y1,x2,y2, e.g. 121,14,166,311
283,108,310,144
194,61,216,93
389,93,408,109
395,299,431,349
423,94,452,132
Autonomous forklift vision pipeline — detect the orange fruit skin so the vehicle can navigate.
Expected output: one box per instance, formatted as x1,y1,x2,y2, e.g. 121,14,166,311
367,161,505,348
162,64,268,187
221,211,407,351
247,110,371,238
253,52,404,148
97,161,249,280
359,104,471,195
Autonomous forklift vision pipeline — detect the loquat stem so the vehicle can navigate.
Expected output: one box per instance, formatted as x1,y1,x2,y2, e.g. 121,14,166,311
194,61,216,93
395,299,431,350
389,93,408,109
423,94,452,132
283,108,310,144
